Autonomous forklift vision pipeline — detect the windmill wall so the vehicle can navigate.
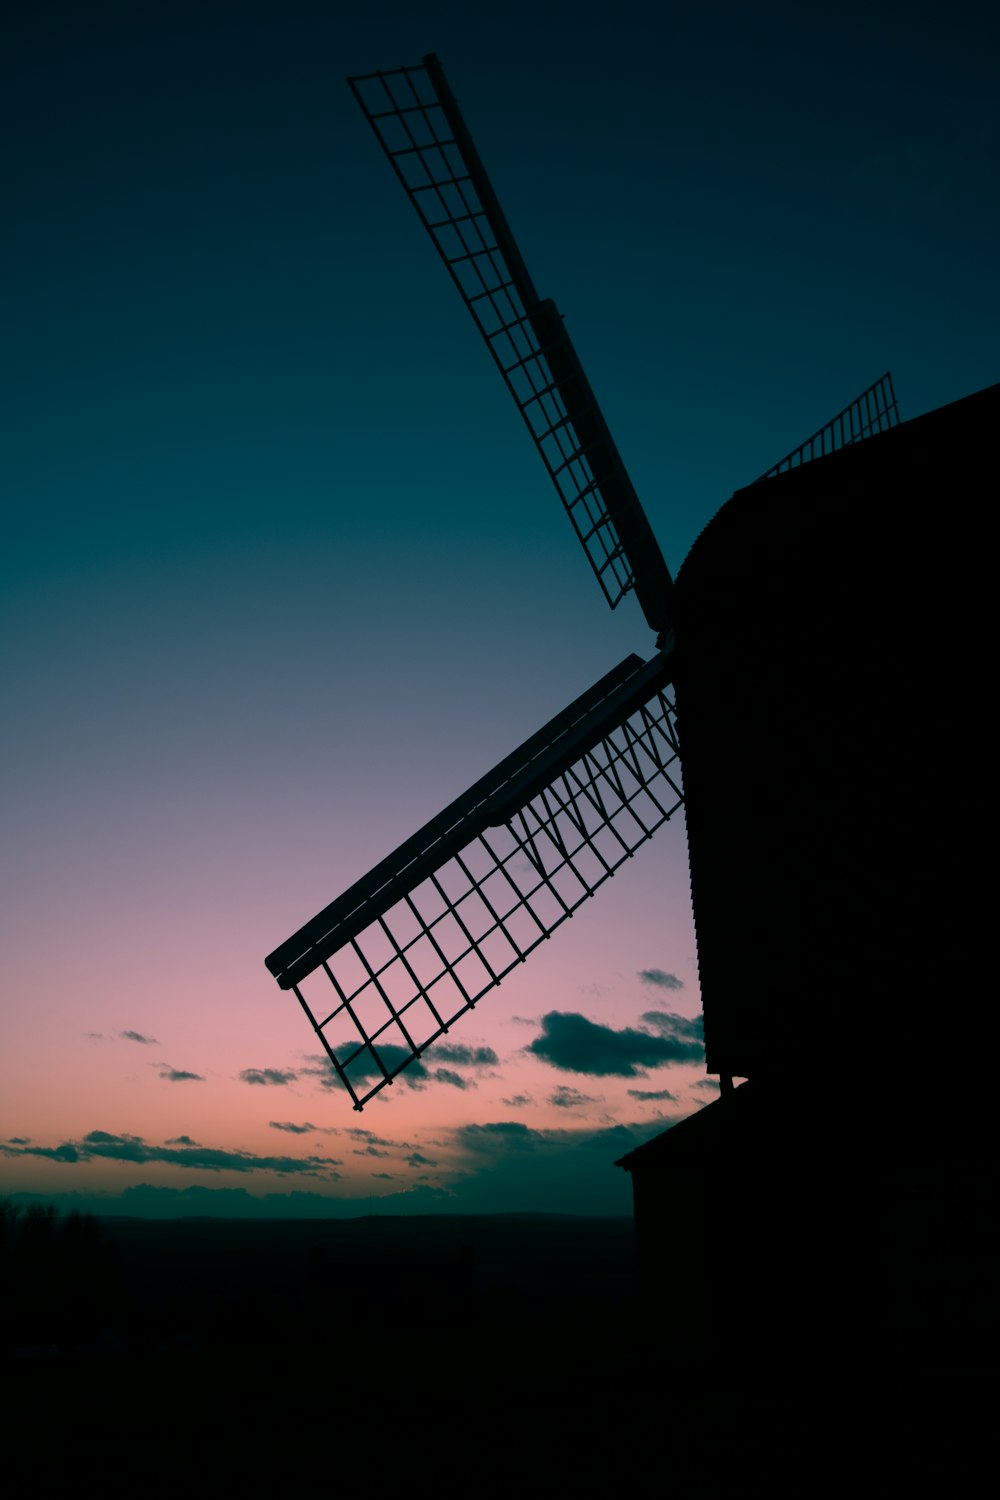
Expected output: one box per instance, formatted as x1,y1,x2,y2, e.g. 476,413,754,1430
671,380,998,1102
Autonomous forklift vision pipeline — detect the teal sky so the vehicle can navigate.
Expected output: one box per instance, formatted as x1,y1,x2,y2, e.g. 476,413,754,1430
2,0,997,1218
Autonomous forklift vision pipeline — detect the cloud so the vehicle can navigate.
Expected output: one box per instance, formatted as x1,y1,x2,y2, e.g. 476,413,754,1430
238,1068,297,1086
303,1047,429,1092
5,1112,674,1218
299,1056,341,1089
325,1041,497,1094
269,1121,317,1135
627,1088,677,1102
159,1067,205,1082
337,1045,420,1081
501,1095,532,1109
457,1122,545,1153
526,1011,704,1077
8,1137,30,1146
353,1146,390,1159
448,1118,673,1211
372,1173,395,1180
576,1122,659,1154
165,1135,199,1146
638,969,683,990
0,1141,80,1163
121,1029,159,1045
694,1078,721,1092
433,1068,472,1090
429,1044,498,1069
1,1130,342,1177
406,1152,437,1168
548,1085,601,1110
640,1011,703,1044
346,1128,397,1148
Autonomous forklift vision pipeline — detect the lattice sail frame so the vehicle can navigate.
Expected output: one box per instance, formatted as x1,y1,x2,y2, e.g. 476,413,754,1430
266,654,681,1108
349,55,673,637
760,373,899,479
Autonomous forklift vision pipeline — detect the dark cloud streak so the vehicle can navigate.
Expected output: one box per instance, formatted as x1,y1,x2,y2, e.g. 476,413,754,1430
239,1068,297,1087
640,1011,703,1043
548,1085,601,1109
1,1131,341,1177
433,1067,472,1089
638,969,683,990
429,1044,498,1069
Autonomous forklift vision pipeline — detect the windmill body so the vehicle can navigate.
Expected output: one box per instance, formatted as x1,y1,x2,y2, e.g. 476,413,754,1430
620,380,998,1359
675,382,998,1087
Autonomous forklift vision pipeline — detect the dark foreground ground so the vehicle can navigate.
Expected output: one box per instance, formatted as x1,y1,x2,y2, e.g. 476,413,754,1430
3,1213,995,1496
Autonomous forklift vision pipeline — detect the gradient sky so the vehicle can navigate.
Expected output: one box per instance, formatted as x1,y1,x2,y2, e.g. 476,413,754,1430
3,0,997,1218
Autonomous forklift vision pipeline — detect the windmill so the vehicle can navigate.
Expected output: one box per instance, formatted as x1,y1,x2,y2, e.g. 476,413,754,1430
264,54,899,1110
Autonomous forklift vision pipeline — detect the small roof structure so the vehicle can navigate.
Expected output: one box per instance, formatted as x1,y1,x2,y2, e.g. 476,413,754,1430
615,1080,789,1173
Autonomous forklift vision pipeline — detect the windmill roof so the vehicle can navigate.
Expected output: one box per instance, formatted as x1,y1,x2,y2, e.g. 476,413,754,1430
615,1081,785,1171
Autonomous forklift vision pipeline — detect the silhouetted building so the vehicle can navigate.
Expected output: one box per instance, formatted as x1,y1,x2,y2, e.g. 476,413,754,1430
620,382,1000,1363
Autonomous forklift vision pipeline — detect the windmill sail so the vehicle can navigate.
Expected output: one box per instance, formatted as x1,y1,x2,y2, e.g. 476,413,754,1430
349,54,673,637
266,652,681,1108
759,372,899,479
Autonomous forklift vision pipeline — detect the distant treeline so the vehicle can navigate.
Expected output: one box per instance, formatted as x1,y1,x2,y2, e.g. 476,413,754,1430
1,1199,118,1352
1,1201,636,1359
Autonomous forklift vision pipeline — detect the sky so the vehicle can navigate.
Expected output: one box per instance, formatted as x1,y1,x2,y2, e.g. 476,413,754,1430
3,0,998,1219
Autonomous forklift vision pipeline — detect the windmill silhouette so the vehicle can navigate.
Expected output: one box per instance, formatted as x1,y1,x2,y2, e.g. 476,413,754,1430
264,54,898,1109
